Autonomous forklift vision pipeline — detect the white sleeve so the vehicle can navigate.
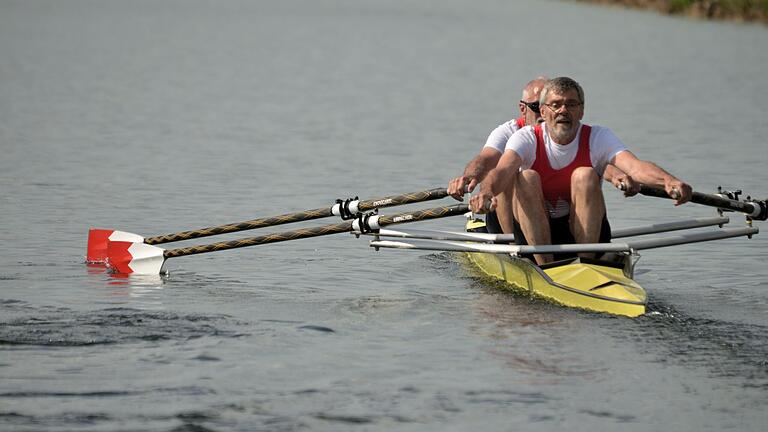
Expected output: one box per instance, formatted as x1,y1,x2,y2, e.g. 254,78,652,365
483,122,517,154
589,125,627,176
505,126,536,169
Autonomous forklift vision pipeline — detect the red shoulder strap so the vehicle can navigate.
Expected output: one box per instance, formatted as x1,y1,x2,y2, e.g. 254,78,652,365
573,125,592,166
532,124,550,171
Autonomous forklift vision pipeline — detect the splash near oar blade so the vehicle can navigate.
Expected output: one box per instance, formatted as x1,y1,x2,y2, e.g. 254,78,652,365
87,229,146,263
107,241,165,275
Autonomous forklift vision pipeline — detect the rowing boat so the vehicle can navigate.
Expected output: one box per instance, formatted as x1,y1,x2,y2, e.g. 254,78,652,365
368,186,765,317
371,215,758,317
463,218,646,317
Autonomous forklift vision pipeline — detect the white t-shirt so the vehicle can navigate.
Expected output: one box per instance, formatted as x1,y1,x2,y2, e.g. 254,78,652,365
483,119,524,153
505,123,627,218
505,123,626,177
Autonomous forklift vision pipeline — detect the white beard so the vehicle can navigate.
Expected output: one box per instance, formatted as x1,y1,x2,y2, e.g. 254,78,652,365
549,123,577,143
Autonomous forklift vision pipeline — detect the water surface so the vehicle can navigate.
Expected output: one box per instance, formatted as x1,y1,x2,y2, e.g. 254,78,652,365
1,1,767,431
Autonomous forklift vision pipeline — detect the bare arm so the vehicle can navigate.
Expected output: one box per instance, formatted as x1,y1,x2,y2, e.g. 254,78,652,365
447,147,502,200
603,164,639,196
469,149,523,213
613,151,692,204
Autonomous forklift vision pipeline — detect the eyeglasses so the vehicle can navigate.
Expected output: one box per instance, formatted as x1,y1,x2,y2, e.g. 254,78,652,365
542,101,583,111
519,100,540,114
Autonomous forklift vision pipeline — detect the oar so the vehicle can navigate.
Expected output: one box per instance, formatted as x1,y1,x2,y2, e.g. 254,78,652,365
87,187,450,263
637,185,767,220
107,204,469,275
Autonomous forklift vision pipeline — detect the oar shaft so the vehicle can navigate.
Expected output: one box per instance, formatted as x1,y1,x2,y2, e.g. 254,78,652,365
144,188,449,244
163,222,352,258
145,207,333,244
638,185,767,220
356,188,449,213
163,204,469,258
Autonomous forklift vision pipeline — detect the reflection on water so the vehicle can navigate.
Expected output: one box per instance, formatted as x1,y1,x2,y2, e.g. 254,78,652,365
84,263,167,309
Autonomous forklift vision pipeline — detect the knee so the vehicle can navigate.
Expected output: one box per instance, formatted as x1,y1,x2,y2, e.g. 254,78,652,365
571,167,600,189
517,169,542,187
514,170,544,200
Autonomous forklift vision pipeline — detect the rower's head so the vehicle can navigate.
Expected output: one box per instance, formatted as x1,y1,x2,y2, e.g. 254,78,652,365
518,76,548,126
539,77,585,144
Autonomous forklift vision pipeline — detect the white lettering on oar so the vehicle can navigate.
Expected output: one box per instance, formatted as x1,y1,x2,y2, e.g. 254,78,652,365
393,215,413,223
373,198,394,207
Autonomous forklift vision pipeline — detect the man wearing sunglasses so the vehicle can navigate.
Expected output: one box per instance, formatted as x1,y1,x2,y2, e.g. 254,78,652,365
448,77,547,234
469,77,692,265
448,77,636,235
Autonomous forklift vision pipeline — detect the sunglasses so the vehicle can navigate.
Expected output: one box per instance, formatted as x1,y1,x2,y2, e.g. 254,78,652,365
520,100,540,114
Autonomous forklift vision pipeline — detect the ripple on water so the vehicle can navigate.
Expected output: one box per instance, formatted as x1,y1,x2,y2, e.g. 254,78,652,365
0,302,250,346
631,300,768,388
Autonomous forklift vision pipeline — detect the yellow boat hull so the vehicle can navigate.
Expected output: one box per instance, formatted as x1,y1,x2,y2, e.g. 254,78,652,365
465,251,647,317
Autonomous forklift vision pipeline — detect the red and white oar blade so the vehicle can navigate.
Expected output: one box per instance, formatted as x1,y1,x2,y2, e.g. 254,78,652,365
87,228,114,263
86,229,145,263
106,241,165,275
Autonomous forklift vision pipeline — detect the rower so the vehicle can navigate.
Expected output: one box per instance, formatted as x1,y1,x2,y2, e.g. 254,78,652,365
448,76,638,234
469,77,693,265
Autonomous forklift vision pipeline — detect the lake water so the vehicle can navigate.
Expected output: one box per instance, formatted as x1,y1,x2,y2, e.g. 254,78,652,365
1,0,767,431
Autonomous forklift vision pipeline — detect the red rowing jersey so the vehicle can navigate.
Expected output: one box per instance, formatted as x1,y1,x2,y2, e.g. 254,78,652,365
515,116,526,129
531,124,592,216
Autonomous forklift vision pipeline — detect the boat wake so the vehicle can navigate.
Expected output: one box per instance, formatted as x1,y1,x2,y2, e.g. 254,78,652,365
639,300,768,388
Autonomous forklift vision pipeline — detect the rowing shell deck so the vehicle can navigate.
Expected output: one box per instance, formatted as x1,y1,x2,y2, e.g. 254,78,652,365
465,251,647,317
463,217,647,317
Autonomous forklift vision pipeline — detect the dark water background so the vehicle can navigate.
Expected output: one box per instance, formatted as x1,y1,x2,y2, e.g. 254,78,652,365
1,0,767,430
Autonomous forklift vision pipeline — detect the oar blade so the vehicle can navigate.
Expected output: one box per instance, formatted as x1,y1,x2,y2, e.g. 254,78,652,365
86,228,114,263
107,241,165,275
87,229,146,263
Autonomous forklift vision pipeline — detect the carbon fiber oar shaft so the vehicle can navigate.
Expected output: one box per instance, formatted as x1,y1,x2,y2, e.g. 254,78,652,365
163,204,469,258
144,187,449,244
638,185,767,220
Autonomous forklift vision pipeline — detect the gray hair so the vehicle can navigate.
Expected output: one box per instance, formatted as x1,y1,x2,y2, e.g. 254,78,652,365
539,77,585,106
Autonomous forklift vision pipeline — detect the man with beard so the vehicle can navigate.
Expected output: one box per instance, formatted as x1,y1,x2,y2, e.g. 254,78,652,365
449,77,637,234
469,77,692,265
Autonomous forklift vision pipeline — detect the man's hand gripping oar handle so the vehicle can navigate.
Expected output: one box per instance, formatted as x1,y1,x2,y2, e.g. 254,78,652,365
636,184,767,221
